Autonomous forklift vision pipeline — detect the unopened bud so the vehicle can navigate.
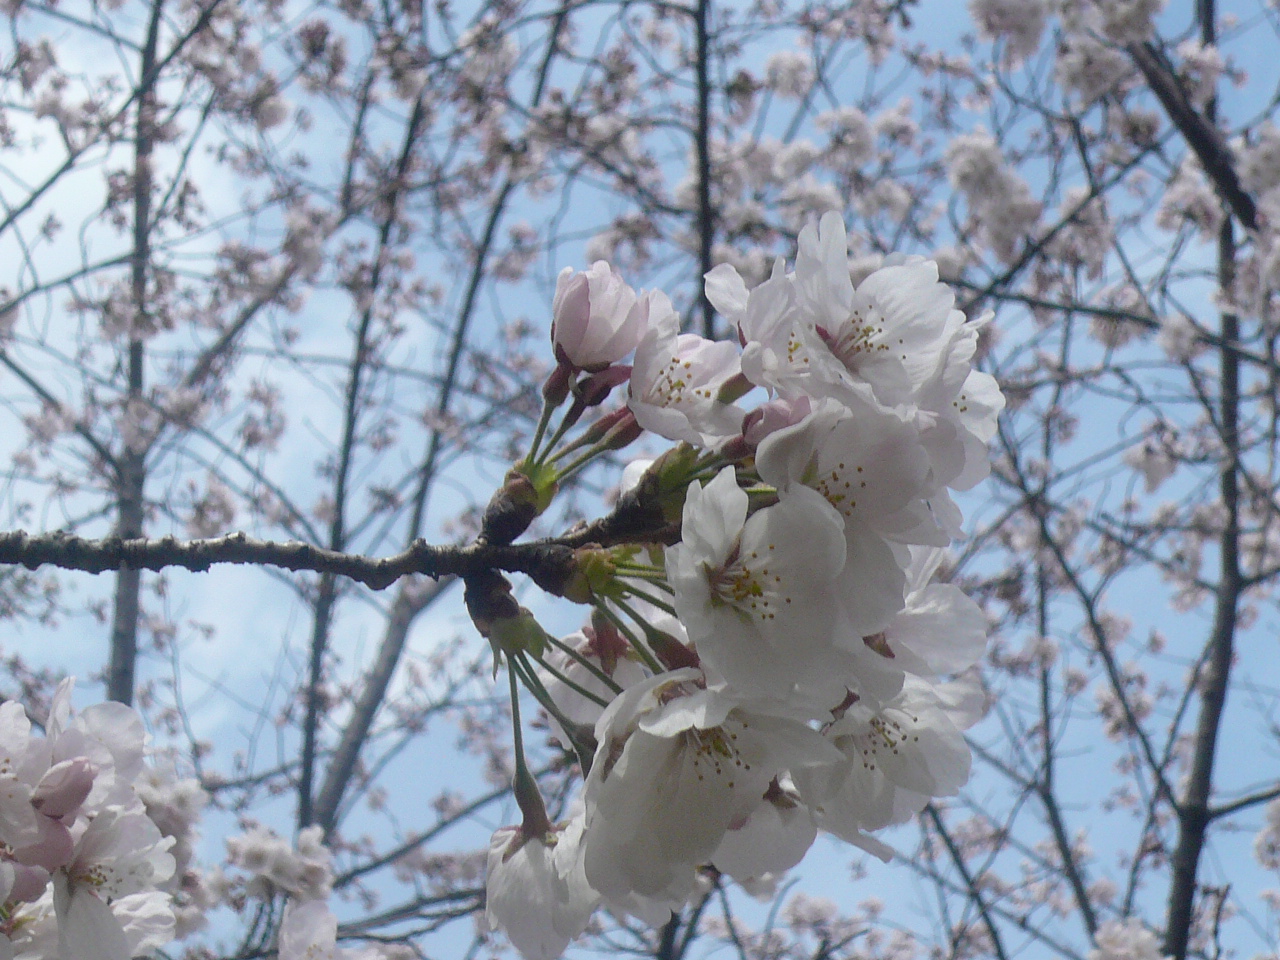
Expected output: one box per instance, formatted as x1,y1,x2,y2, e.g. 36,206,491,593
598,409,641,452
581,407,632,446
586,613,631,674
487,609,550,659
542,361,573,407
648,629,700,671
717,435,752,463
551,262,644,372
481,464,559,545
32,757,96,819
741,394,811,449
560,368,635,437
575,365,633,409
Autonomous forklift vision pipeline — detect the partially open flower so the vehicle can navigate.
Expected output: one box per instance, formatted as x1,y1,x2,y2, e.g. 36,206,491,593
485,817,598,960
552,262,647,372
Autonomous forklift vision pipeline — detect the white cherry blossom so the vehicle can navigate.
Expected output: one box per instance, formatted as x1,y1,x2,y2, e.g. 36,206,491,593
872,547,988,680
225,823,332,901
1088,917,1169,960
667,466,856,709
706,259,811,396
793,213,961,411
485,817,597,960
795,675,984,838
756,398,935,635
0,703,41,852
628,292,746,447
538,621,653,743
709,781,817,883
53,806,176,960
580,670,836,907
277,896,412,960
911,308,1004,492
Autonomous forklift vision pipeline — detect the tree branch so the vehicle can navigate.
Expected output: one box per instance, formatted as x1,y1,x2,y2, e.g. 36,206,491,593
1127,41,1257,232
1163,210,1241,960
108,0,166,706
924,804,1011,960
693,0,715,339
311,576,454,837
0,530,581,591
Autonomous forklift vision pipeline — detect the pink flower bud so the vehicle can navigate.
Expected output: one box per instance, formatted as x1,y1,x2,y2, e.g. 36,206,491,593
742,394,811,449
14,815,73,872
32,757,96,819
9,863,50,903
551,262,646,371
574,364,632,409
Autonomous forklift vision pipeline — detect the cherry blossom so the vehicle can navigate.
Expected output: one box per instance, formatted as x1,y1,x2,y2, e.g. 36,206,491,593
628,294,746,447
485,817,597,960
1087,918,1170,960
580,670,837,907
277,898,410,960
792,215,961,410
666,466,854,708
52,807,176,960
794,675,983,838
872,547,988,681
538,622,655,741
550,262,647,372
755,397,934,633
709,781,817,884
225,824,332,902
2,0,1274,952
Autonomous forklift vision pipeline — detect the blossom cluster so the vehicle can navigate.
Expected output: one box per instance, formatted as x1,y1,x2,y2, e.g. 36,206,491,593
0,679,181,959
481,212,1004,959
220,823,414,959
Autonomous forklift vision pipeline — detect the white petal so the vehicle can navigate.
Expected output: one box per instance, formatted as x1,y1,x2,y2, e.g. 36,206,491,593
77,703,147,783
703,263,749,319
885,584,986,676
53,872,130,960
486,829,594,960
712,799,816,881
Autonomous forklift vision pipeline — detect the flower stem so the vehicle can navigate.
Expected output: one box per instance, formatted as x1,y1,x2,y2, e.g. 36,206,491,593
510,653,597,772
596,602,664,673
621,583,678,615
536,414,588,467
525,396,559,465
506,658,552,837
545,632,626,695
530,649,613,708
553,442,608,483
